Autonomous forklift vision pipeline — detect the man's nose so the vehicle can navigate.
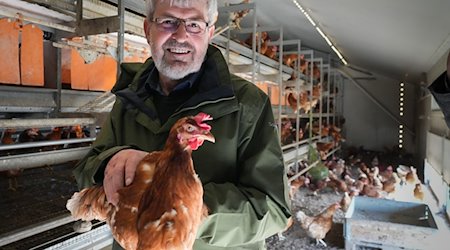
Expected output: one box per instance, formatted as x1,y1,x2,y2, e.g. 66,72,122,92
171,22,189,42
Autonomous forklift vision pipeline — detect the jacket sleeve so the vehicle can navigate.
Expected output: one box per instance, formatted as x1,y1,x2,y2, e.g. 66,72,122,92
73,102,132,189
196,89,292,248
429,72,450,128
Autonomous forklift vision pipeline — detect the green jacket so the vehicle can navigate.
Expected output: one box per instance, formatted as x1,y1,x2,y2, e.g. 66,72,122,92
73,45,291,249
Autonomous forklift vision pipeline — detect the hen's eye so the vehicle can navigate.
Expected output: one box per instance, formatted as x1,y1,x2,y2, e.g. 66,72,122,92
186,125,195,132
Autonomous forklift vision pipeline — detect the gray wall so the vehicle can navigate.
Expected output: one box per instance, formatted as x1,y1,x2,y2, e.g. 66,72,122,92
341,73,416,154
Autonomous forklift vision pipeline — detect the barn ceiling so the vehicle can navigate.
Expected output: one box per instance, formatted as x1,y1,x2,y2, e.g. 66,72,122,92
227,0,450,84
122,0,450,84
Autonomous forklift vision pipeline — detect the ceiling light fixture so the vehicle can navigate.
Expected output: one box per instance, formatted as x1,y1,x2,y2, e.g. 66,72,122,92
398,82,404,148
292,0,348,65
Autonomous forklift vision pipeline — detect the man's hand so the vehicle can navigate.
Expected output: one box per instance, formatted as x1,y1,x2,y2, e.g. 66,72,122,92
104,149,148,206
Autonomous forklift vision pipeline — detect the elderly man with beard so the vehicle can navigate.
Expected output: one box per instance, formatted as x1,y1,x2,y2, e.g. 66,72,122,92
73,0,291,249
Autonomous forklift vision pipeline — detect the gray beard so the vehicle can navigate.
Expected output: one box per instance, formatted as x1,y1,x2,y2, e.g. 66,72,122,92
154,56,202,80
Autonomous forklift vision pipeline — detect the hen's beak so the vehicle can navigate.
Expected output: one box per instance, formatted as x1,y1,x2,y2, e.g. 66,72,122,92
198,131,215,143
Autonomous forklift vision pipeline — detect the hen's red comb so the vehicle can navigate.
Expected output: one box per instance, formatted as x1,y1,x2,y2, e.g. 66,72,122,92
193,112,212,131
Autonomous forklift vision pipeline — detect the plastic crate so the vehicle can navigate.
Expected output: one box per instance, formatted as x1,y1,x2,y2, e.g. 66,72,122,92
344,196,439,250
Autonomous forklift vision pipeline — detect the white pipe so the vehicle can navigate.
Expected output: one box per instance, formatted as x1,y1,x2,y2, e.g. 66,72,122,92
0,8,75,32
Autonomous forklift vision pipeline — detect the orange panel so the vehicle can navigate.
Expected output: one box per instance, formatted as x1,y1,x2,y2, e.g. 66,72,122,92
88,54,117,91
61,49,72,84
70,49,89,90
21,24,44,86
270,86,281,105
255,82,268,95
271,86,287,106
0,18,20,84
70,49,117,91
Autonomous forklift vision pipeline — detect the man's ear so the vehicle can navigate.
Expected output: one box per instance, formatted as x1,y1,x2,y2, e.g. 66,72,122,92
207,25,215,42
144,19,151,43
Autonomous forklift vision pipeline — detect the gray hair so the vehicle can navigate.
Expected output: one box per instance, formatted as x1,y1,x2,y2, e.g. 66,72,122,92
145,0,218,25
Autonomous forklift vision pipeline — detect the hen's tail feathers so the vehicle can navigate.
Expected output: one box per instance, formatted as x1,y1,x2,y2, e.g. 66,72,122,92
295,210,313,230
66,186,111,222
295,210,307,222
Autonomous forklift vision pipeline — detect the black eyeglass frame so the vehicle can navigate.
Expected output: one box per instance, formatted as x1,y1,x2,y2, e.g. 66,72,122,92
151,17,210,34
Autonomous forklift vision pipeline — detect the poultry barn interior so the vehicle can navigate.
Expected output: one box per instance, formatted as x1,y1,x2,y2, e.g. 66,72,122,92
0,0,449,249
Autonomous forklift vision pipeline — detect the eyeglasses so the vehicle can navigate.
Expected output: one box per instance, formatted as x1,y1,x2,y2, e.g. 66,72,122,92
151,17,209,35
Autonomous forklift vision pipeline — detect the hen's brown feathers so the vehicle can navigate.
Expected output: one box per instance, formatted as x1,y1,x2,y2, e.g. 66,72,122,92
67,113,214,250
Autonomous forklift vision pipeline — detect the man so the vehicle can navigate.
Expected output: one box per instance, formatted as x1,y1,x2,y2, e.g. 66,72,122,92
73,0,291,249
429,50,450,127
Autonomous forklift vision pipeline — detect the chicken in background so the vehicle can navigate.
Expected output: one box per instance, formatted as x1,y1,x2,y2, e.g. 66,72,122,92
304,61,321,82
329,125,345,145
66,113,215,250
348,173,368,196
413,183,425,201
1,129,23,191
286,91,299,113
43,127,64,150
344,174,356,188
18,128,44,143
296,203,340,247
358,162,371,178
1,129,16,145
381,170,401,197
289,175,310,199
283,54,300,68
316,141,334,160
264,42,278,60
311,83,322,99
243,31,268,48
45,127,64,141
228,0,251,30
312,62,321,81
62,125,86,139
329,158,345,178
396,165,412,185
1,128,16,156
287,56,308,81
405,166,420,185
62,125,90,148
311,122,330,137
306,174,330,196
286,90,319,114
379,165,394,182
278,175,310,241
280,117,294,145
361,181,384,198
327,171,348,194
339,191,356,213
259,36,269,55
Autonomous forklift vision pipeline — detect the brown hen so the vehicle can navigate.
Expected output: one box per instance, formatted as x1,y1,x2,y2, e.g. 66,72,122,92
66,113,215,250
1,129,23,191
296,203,340,247
228,0,250,30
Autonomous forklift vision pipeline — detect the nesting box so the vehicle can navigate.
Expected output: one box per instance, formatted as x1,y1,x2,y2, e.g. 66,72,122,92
344,196,439,250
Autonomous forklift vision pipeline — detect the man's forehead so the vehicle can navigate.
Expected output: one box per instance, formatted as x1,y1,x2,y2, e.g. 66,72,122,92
158,0,207,8
155,0,208,15
154,0,208,19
